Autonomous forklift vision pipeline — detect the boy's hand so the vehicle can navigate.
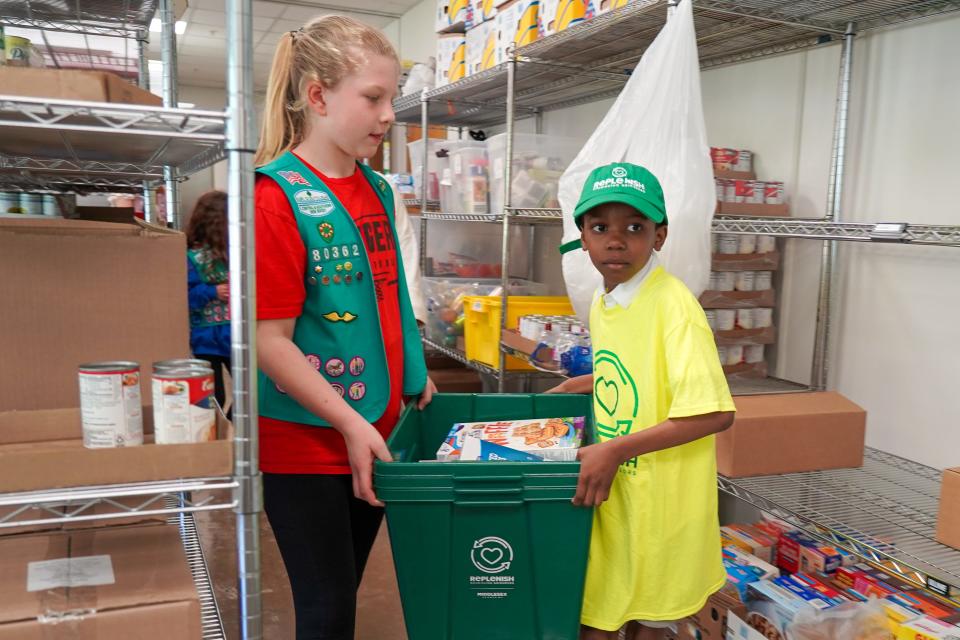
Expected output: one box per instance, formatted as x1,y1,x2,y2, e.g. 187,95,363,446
573,441,622,507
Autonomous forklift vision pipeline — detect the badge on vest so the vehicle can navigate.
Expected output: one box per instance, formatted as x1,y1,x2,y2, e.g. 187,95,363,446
318,222,334,242
278,170,310,186
322,311,357,323
295,189,335,217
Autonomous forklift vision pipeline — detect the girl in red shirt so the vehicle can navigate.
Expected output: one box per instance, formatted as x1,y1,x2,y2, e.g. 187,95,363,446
253,15,435,640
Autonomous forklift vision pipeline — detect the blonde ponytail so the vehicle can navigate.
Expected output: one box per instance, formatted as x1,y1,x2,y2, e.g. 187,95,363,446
254,15,399,167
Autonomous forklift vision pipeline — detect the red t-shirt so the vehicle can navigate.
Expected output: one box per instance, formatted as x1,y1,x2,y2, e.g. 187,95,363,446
256,155,404,474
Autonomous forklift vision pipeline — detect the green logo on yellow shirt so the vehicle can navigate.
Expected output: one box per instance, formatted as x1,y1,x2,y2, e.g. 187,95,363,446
593,350,638,440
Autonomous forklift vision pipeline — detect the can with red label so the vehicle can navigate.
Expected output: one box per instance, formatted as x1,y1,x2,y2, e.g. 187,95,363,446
764,181,784,204
734,150,753,172
714,179,725,202
152,365,217,444
153,358,213,371
78,361,144,448
748,181,766,204
733,180,754,203
711,148,738,171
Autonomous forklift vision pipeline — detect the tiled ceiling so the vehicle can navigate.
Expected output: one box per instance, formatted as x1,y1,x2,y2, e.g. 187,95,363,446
148,0,421,90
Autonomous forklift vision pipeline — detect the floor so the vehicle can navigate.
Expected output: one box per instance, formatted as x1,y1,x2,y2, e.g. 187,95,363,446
196,506,408,640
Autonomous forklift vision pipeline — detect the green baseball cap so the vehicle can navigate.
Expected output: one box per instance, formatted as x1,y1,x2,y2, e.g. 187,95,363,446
573,162,667,227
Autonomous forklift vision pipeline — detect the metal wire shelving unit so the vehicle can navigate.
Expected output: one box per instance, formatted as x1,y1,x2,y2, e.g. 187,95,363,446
403,0,960,607
402,0,960,393
0,0,260,637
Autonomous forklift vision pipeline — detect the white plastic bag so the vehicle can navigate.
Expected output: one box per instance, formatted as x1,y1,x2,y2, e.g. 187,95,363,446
402,58,437,96
786,600,894,640
559,0,715,322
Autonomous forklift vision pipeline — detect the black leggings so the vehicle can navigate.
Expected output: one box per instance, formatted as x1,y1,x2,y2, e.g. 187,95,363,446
194,354,231,420
263,473,385,640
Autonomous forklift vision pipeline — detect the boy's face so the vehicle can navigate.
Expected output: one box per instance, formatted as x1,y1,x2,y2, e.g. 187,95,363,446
580,202,667,290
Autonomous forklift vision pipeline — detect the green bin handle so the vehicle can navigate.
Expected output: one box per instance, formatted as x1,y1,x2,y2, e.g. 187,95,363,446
454,499,525,508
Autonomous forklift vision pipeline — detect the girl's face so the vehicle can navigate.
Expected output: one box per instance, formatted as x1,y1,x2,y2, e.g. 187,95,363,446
309,52,398,161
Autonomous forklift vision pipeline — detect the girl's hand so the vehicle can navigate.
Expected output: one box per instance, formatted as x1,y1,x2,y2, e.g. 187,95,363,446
341,416,393,507
572,441,622,507
216,283,230,301
417,376,437,410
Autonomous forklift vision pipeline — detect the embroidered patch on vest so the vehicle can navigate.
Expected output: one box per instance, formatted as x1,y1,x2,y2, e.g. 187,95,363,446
349,356,365,376
278,170,310,186
322,311,357,323
325,358,345,378
294,189,335,217
348,381,367,401
305,354,322,371
331,383,345,397
318,222,334,242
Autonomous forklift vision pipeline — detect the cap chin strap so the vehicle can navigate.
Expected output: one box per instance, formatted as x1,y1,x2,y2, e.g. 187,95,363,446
559,239,583,255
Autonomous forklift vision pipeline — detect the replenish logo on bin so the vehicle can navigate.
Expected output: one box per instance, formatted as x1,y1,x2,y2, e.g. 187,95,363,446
469,537,515,599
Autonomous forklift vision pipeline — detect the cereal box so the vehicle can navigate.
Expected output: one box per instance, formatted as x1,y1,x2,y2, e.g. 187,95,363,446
436,416,585,461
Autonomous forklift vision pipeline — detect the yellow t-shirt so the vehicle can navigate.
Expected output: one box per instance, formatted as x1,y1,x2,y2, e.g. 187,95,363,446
581,266,735,631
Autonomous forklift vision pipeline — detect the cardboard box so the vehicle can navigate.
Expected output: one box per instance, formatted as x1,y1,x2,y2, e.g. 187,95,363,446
437,0,470,32
0,218,233,493
466,18,497,76
717,392,866,478
69,206,138,225
712,251,780,272
429,368,483,393
936,467,960,551
495,0,540,63
726,612,766,640
538,0,588,37
0,67,162,106
686,588,747,640
0,524,201,640
715,169,757,181
717,201,790,217
436,33,467,87
723,361,768,380
470,0,499,24
896,616,960,640
714,326,776,346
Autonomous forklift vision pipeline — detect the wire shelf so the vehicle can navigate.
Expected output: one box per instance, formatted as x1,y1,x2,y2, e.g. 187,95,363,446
419,210,563,225
719,447,960,602
0,0,159,37
0,477,238,530
0,97,226,181
714,216,960,246
170,509,228,640
394,0,960,127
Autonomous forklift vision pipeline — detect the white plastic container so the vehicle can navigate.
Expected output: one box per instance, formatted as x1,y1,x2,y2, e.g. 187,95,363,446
447,141,489,213
487,133,580,215
409,138,450,202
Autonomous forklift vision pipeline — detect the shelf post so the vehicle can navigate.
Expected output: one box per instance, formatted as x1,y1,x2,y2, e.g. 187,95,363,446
160,0,181,229
419,89,430,274
227,0,262,638
812,22,856,391
498,50,518,393
136,28,154,224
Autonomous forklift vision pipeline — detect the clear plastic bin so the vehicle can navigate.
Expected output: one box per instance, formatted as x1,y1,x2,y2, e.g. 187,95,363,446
408,138,451,202
423,277,547,348
487,133,581,214
443,141,489,213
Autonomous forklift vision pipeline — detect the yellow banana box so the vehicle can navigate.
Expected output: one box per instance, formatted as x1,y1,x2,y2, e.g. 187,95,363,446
495,0,540,61
470,0,499,24
538,0,589,37
466,19,498,75
437,0,471,32
436,33,467,87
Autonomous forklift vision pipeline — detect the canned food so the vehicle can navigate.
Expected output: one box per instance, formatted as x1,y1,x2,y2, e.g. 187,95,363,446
42,194,59,216
738,235,757,254
748,181,766,204
734,150,753,173
714,179,725,202
716,346,729,364
718,234,740,255
711,148,738,171
78,362,144,448
0,192,21,213
5,35,31,67
756,235,776,253
715,271,736,292
20,193,42,215
152,366,218,444
704,309,717,331
711,234,719,254
764,181,784,205
724,180,737,203
735,271,756,292
153,358,213,371
754,308,773,328
733,180,755,204
745,345,765,364
736,308,755,329
715,309,736,331
725,345,744,366
754,271,773,291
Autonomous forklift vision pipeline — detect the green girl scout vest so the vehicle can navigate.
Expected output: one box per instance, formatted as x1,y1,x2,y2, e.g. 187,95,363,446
188,248,230,328
256,152,427,427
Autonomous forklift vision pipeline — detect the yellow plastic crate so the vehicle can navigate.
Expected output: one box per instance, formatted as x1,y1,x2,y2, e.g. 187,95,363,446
462,295,574,370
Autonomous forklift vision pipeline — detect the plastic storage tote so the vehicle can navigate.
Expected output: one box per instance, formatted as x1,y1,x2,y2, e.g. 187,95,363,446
374,393,595,640
487,133,580,214
408,138,451,202
442,141,490,213
463,295,574,370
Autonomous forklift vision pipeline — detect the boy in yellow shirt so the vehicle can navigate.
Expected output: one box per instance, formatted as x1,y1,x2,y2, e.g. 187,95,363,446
551,163,736,640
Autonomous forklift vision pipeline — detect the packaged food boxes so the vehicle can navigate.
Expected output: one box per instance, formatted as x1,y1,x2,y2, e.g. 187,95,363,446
436,33,467,87
487,132,580,214
436,416,586,461
495,0,540,63
896,616,960,640
470,0,499,24
437,0,471,32
937,467,960,550
595,0,634,15
466,18,498,75
539,0,589,36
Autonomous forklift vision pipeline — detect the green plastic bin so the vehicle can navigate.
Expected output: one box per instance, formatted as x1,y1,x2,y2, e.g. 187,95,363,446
374,393,595,640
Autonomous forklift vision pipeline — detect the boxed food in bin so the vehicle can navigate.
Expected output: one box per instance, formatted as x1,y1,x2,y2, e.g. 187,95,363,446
374,393,595,640
463,295,574,370
423,277,547,347
487,133,580,214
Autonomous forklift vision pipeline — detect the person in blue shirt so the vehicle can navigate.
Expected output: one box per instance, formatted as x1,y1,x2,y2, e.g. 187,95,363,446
185,190,231,418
